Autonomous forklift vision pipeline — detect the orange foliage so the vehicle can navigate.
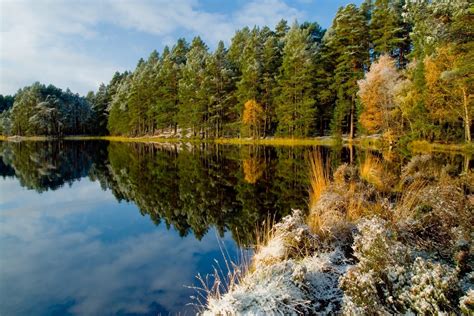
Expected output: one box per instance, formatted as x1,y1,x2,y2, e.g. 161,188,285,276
424,46,460,121
242,99,263,138
358,55,400,134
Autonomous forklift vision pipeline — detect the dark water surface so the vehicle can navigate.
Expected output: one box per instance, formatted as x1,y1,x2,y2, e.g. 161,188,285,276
0,141,470,315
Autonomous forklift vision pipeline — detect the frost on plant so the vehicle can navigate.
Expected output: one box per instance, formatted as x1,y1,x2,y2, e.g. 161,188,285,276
203,210,351,315
254,209,318,267
341,218,465,315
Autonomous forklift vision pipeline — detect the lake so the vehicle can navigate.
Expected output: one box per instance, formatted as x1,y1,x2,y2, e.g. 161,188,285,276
0,141,470,315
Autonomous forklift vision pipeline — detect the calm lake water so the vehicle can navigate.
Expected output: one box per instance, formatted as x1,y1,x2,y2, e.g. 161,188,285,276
0,141,470,315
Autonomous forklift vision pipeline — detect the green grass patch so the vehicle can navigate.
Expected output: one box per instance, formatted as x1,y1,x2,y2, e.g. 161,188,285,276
409,140,474,154
214,137,337,146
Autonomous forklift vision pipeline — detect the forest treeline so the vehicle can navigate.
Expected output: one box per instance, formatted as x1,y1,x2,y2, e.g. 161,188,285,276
0,0,472,143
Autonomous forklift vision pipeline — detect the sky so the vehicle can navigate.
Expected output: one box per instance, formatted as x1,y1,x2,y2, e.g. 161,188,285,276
0,0,362,96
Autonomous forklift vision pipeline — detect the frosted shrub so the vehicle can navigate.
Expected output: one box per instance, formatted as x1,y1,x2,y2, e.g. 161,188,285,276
254,210,318,267
340,218,411,314
399,258,459,314
460,289,474,315
341,218,463,314
204,211,351,315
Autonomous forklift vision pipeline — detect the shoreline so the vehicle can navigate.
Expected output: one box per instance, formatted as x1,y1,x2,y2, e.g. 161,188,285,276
0,134,472,153
202,154,473,314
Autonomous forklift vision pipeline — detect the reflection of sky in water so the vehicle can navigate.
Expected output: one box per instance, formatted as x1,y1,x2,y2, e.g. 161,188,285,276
0,177,238,315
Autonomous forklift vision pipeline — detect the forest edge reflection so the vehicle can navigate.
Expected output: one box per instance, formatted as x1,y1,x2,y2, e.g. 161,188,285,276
0,140,471,247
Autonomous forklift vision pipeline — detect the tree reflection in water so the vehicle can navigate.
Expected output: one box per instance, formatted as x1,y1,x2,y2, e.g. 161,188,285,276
0,140,470,246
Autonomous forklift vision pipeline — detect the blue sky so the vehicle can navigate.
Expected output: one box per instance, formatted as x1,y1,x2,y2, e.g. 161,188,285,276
0,0,362,96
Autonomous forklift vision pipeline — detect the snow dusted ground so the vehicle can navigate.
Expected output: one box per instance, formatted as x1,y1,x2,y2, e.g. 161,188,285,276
201,156,474,315
204,210,351,315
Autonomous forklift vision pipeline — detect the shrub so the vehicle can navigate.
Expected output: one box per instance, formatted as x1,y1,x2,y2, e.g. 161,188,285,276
341,218,465,314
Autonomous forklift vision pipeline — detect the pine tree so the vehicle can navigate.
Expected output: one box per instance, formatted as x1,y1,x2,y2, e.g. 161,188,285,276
275,19,289,42
370,0,410,66
205,41,236,137
155,40,188,133
446,1,473,142
11,83,43,135
236,27,263,117
314,29,336,136
127,58,148,135
155,47,176,131
275,22,316,137
329,4,370,139
261,34,282,136
178,37,209,137
108,73,132,135
91,83,109,135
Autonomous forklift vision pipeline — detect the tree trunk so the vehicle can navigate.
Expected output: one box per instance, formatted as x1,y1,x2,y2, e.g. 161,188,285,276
349,99,355,140
462,88,471,143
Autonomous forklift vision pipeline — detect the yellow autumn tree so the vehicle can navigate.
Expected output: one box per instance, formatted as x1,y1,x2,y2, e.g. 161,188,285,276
424,45,473,142
358,55,401,135
242,99,263,139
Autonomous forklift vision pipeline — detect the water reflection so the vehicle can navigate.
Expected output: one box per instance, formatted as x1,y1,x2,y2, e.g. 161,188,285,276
0,141,471,244
1,141,321,245
0,140,471,315
0,178,237,315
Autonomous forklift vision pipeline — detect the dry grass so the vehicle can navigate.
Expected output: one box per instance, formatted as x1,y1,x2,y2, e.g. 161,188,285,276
0,135,6,141
308,150,330,210
395,179,430,220
359,153,384,190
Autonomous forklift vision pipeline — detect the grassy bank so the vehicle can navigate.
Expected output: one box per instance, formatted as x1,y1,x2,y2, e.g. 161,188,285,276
0,135,339,146
214,137,338,146
409,140,474,154
64,135,184,143
1,134,472,154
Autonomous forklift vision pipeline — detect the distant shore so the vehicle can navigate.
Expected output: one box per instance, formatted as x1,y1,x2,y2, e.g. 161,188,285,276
0,134,472,153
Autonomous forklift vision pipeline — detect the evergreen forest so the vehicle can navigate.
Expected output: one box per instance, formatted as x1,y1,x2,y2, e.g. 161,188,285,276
0,0,472,144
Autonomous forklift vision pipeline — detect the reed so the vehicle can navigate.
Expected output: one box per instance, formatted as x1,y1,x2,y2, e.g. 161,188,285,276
308,150,330,211
359,153,384,190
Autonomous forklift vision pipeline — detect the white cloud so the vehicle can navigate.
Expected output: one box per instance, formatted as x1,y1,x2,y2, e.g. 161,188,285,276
0,0,305,95
235,0,304,28
0,0,118,95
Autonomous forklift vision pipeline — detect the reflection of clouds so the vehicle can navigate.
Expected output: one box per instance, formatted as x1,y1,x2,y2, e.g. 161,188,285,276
0,178,236,315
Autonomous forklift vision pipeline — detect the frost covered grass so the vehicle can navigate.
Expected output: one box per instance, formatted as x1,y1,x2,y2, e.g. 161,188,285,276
202,210,351,315
200,153,473,315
